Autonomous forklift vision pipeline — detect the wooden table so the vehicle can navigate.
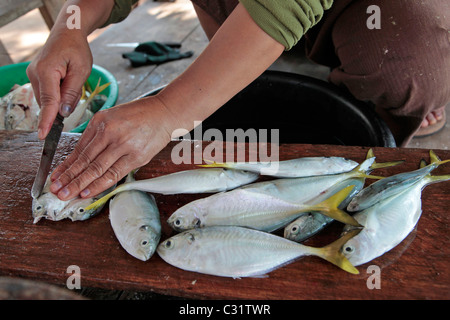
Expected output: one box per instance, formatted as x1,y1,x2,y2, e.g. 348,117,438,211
0,130,449,300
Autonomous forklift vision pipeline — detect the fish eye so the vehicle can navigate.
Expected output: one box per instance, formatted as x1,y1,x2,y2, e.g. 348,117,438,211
35,205,43,212
343,245,355,254
77,208,85,214
290,225,299,234
174,219,182,227
141,239,149,247
164,240,173,249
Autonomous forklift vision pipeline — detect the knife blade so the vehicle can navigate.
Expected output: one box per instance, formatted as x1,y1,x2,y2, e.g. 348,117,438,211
31,114,65,199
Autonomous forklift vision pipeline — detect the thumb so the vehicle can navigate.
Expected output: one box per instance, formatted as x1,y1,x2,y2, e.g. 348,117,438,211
59,70,90,117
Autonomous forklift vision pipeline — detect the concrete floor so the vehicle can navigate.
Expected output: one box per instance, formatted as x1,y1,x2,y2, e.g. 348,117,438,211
1,0,448,150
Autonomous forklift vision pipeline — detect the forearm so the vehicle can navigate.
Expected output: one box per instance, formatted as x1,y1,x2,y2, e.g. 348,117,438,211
51,0,115,38
157,3,284,134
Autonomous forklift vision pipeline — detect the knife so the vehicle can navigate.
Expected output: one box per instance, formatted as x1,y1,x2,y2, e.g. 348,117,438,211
31,114,65,199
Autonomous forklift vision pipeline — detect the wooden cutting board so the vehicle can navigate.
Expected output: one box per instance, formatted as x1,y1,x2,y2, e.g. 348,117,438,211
0,130,449,299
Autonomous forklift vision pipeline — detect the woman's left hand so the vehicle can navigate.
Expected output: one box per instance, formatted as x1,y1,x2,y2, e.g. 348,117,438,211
49,96,179,200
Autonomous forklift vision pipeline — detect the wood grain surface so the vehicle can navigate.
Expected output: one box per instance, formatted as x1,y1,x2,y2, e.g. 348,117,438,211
0,130,449,299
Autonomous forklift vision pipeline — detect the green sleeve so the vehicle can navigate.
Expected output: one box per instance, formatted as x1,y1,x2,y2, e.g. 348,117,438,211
101,0,140,27
239,0,333,50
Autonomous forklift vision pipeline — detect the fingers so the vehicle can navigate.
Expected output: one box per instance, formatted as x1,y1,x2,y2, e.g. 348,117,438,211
49,117,136,200
59,67,89,117
27,66,62,140
53,149,131,201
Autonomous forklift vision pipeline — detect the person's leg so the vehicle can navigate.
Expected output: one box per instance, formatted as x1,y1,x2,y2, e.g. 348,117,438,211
306,0,450,146
191,0,239,40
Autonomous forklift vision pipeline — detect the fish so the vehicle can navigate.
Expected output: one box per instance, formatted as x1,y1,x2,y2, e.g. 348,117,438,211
32,175,114,223
84,168,259,213
167,185,361,232
157,226,361,278
167,154,398,232
63,80,110,132
55,185,116,221
341,163,450,267
284,177,364,242
109,170,161,261
1,81,108,132
347,150,450,212
198,148,398,178
199,156,359,178
1,83,39,131
32,175,72,223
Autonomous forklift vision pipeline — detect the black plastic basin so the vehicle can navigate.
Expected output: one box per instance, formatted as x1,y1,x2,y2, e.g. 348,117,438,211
139,70,396,147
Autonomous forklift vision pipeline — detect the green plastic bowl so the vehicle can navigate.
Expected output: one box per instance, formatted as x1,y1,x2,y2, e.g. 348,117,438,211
0,61,118,133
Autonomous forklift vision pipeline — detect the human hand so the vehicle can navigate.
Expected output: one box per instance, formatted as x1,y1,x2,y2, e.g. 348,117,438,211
49,96,177,200
27,28,93,139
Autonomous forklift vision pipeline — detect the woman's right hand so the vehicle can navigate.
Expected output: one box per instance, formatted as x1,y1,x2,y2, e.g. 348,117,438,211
27,27,93,140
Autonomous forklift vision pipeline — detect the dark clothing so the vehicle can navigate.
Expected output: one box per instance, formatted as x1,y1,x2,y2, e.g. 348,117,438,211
191,0,450,146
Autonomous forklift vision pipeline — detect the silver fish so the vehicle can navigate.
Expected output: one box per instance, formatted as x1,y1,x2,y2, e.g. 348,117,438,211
341,170,450,267
2,83,39,131
167,184,361,232
157,226,361,278
32,176,72,223
109,171,161,261
199,156,359,178
347,150,449,212
84,168,259,213
166,156,389,232
32,175,114,223
56,185,116,221
284,177,364,242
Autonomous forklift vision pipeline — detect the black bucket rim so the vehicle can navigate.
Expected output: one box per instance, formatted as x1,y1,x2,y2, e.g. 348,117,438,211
136,70,396,147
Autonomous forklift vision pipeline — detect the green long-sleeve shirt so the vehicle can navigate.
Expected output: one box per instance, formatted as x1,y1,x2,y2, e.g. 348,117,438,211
103,0,333,50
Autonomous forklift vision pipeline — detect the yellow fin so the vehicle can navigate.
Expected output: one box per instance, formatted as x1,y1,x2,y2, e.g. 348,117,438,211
369,160,404,171
312,229,362,274
429,150,441,163
307,186,362,227
364,148,405,172
429,150,450,167
197,159,230,168
365,148,375,160
84,184,125,212
419,159,427,168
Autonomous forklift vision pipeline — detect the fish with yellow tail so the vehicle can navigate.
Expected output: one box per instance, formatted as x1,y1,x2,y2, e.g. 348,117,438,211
283,150,402,242
198,148,402,178
347,150,450,212
157,226,362,278
342,156,450,267
84,168,259,213
168,185,362,232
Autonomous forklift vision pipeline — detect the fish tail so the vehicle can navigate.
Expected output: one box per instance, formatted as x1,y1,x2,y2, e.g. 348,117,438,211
125,168,139,183
426,174,450,184
307,186,363,227
369,160,405,171
429,149,450,166
84,185,125,212
197,159,230,168
349,157,385,180
308,229,362,274
365,148,405,171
